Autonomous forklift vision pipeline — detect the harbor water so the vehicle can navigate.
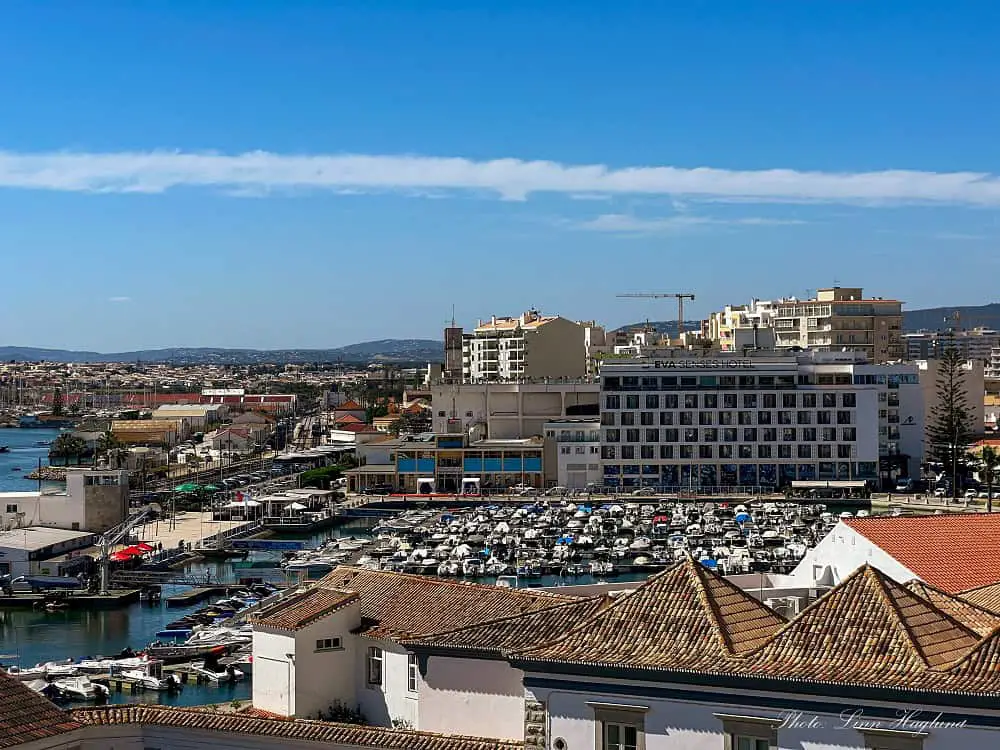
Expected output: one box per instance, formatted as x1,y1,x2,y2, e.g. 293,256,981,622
0,427,61,492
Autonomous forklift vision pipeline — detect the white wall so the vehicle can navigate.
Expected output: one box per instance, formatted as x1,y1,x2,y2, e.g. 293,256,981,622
420,654,525,740
356,639,418,729
293,607,359,718
253,629,295,716
790,521,918,587
534,676,1000,750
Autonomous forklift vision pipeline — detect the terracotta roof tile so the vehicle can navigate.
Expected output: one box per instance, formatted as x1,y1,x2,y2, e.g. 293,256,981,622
317,566,575,640
71,705,520,750
336,400,363,410
336,414,363,424
905,580,1000,636
957,580,1000,614
512,557,786,670
0,670,81,748
404,596,610,654
252,588,358,631
844,513,1000,593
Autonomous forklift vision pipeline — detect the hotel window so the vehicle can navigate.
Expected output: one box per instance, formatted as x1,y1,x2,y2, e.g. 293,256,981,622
659,445,673,459
719,411,734,426
723,393,738,409
739,375,755,388
641,445,655,459
704,394,718,409
778,445,792,459
838,444,852,459
684,394,699,409
621,412,636,426
560,446,571,455
717,714,780,750
664,429,679,442
622,446,635,460
837,411,853,425
782,393,796,408
703,428,718,442
684,428,698,442
680,445,694,459
723,428,738,442
738,411,754,425
818,444,832,459
601,412,617,426
407,653,419,692
842,392,857,407
843,427,857,441
782,428,797,441
680,412,694,425
816,410,832,424
743,394,757,408
592,703,646,750
758,445,772,459
762,393,776,409
720,375,737,388
719,445,734,459
699,445,713,459
640,411,655,426
777,411,792,425
762,428,777,442
315,637,342,651
602,446,617,460
802,393,817,408
625,395,640,409
605,429,620,442
625,429,640,443
757,411,771,425
645,429,659,442
822,427,837,442
743,428,758,442
605,395,621,410
645,394,659,409
659,412,674,426
699,412,714,425
797,411,812,425
823,393,837,408
739,445,753,459
802,428,816,442
366,647,383,686
663,394,678,409
798,444,812,459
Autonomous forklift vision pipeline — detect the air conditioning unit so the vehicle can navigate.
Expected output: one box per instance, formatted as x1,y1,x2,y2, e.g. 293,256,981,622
764,596,802,618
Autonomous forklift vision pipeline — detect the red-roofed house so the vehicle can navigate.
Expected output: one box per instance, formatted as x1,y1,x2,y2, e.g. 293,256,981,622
793,513,1000,593
332,400,367,423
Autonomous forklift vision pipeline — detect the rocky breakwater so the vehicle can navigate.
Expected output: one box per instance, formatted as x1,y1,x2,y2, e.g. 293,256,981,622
25,466,67,481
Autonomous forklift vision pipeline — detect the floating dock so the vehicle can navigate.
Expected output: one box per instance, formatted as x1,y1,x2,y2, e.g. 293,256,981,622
0,589,141,610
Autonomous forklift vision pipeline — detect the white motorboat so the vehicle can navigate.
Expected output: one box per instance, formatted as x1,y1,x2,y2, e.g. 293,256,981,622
190,663,244,682
231,655,253,674
44,661,78,679
54,675,108,701
120,669,173,691
3,665,46,681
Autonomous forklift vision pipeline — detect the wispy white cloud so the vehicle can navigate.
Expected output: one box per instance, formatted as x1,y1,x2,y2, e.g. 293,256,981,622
1,149,1000,205
575,213,807,233
108,296,132,303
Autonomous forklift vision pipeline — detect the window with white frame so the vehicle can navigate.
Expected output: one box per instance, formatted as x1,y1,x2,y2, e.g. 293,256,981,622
590,702,647,750
857,728,926,750
366,646,382,686
315,637,342,651
407,653,418,692
716,713,780,750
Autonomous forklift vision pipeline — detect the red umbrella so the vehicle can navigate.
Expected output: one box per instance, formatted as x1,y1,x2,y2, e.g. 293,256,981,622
109,551,133,562
120,545,144,556
135,543,155,552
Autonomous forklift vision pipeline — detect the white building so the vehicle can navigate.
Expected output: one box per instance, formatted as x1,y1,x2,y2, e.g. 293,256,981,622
905,328,1000,362
543,419,601,489
431,380,599,440
599,351,923,491
915,357,986,437
463,310,591,382
0,469,128,534
0,526,97,578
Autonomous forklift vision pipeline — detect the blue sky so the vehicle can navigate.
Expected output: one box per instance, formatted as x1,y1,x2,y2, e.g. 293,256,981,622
2,1,1000,351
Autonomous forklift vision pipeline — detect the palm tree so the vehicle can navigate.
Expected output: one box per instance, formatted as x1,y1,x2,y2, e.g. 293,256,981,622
974,446,1000,513
50,434,87,466
97,430,127,468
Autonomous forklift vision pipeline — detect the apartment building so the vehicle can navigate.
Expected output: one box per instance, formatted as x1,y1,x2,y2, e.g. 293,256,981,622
543,418,601,489
462,309,589,381
905,328,1000,361
915,358,986,437
987,347,1000,380
707,287,904,363
598,352,923,490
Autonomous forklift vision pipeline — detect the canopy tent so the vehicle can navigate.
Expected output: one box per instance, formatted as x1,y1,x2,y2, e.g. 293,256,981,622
135,543,155,552
287,502,307,511
109,551,136,562
173,483,200,493
226,499,261,508
201,484,221,492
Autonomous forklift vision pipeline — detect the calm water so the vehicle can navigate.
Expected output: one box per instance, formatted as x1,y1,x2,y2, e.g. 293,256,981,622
0,427,62,491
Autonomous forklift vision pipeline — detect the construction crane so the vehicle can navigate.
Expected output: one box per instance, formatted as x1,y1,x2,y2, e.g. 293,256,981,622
617,293,696,339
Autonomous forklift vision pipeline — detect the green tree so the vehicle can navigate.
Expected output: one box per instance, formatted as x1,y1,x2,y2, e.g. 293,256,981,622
926,348,974,499
50,434,87,466
97,431,127,468
972,446,1000,513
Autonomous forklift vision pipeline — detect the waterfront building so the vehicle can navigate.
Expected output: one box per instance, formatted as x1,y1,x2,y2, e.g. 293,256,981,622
0,469,128,534
200,389,297,415
110,419,181,446
430,381,599,440
0,526,97,578
462,310,591,382
149,403,228,431
706,286,904,363
542,418,601,489
598,351,923,491
345,433,544,493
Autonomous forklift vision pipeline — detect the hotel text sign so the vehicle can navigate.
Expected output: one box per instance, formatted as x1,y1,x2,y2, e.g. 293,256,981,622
652,359,753,369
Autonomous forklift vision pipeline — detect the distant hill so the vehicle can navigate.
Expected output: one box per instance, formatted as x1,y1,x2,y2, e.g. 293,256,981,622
613,320,701,338
902,303,1000,332
0,339,445,365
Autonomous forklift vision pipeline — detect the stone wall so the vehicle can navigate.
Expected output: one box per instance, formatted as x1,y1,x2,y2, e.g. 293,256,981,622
524,694,546,749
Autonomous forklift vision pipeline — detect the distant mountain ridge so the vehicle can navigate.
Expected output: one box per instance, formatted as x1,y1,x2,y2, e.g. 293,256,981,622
0,339,445,365
901,303,1000,332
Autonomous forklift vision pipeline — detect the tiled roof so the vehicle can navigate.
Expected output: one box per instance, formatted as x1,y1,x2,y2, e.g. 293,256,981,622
905,580,1000,635
0,670,81,748
336,414,363,424
512,556,786,670
318,566,575,640
252,588,358,631
754,566,981,675
844,513,1000,593
958,580,1000,614
336,400,363,410
71,705,521,750
404,596,610,654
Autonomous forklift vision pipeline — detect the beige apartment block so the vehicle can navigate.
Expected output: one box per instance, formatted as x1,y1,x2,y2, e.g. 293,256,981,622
463,309,589,381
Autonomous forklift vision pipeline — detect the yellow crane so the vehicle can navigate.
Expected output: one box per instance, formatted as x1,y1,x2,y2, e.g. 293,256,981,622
617,292,696,339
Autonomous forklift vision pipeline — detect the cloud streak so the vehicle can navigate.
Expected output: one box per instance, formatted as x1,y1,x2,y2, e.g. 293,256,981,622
576,213,807,233
108,296,132,303
1,149,1000,205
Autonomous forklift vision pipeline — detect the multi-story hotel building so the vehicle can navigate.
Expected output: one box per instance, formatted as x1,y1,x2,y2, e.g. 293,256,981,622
707,287,904,363
904,328,1000,361
599,352,922,490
